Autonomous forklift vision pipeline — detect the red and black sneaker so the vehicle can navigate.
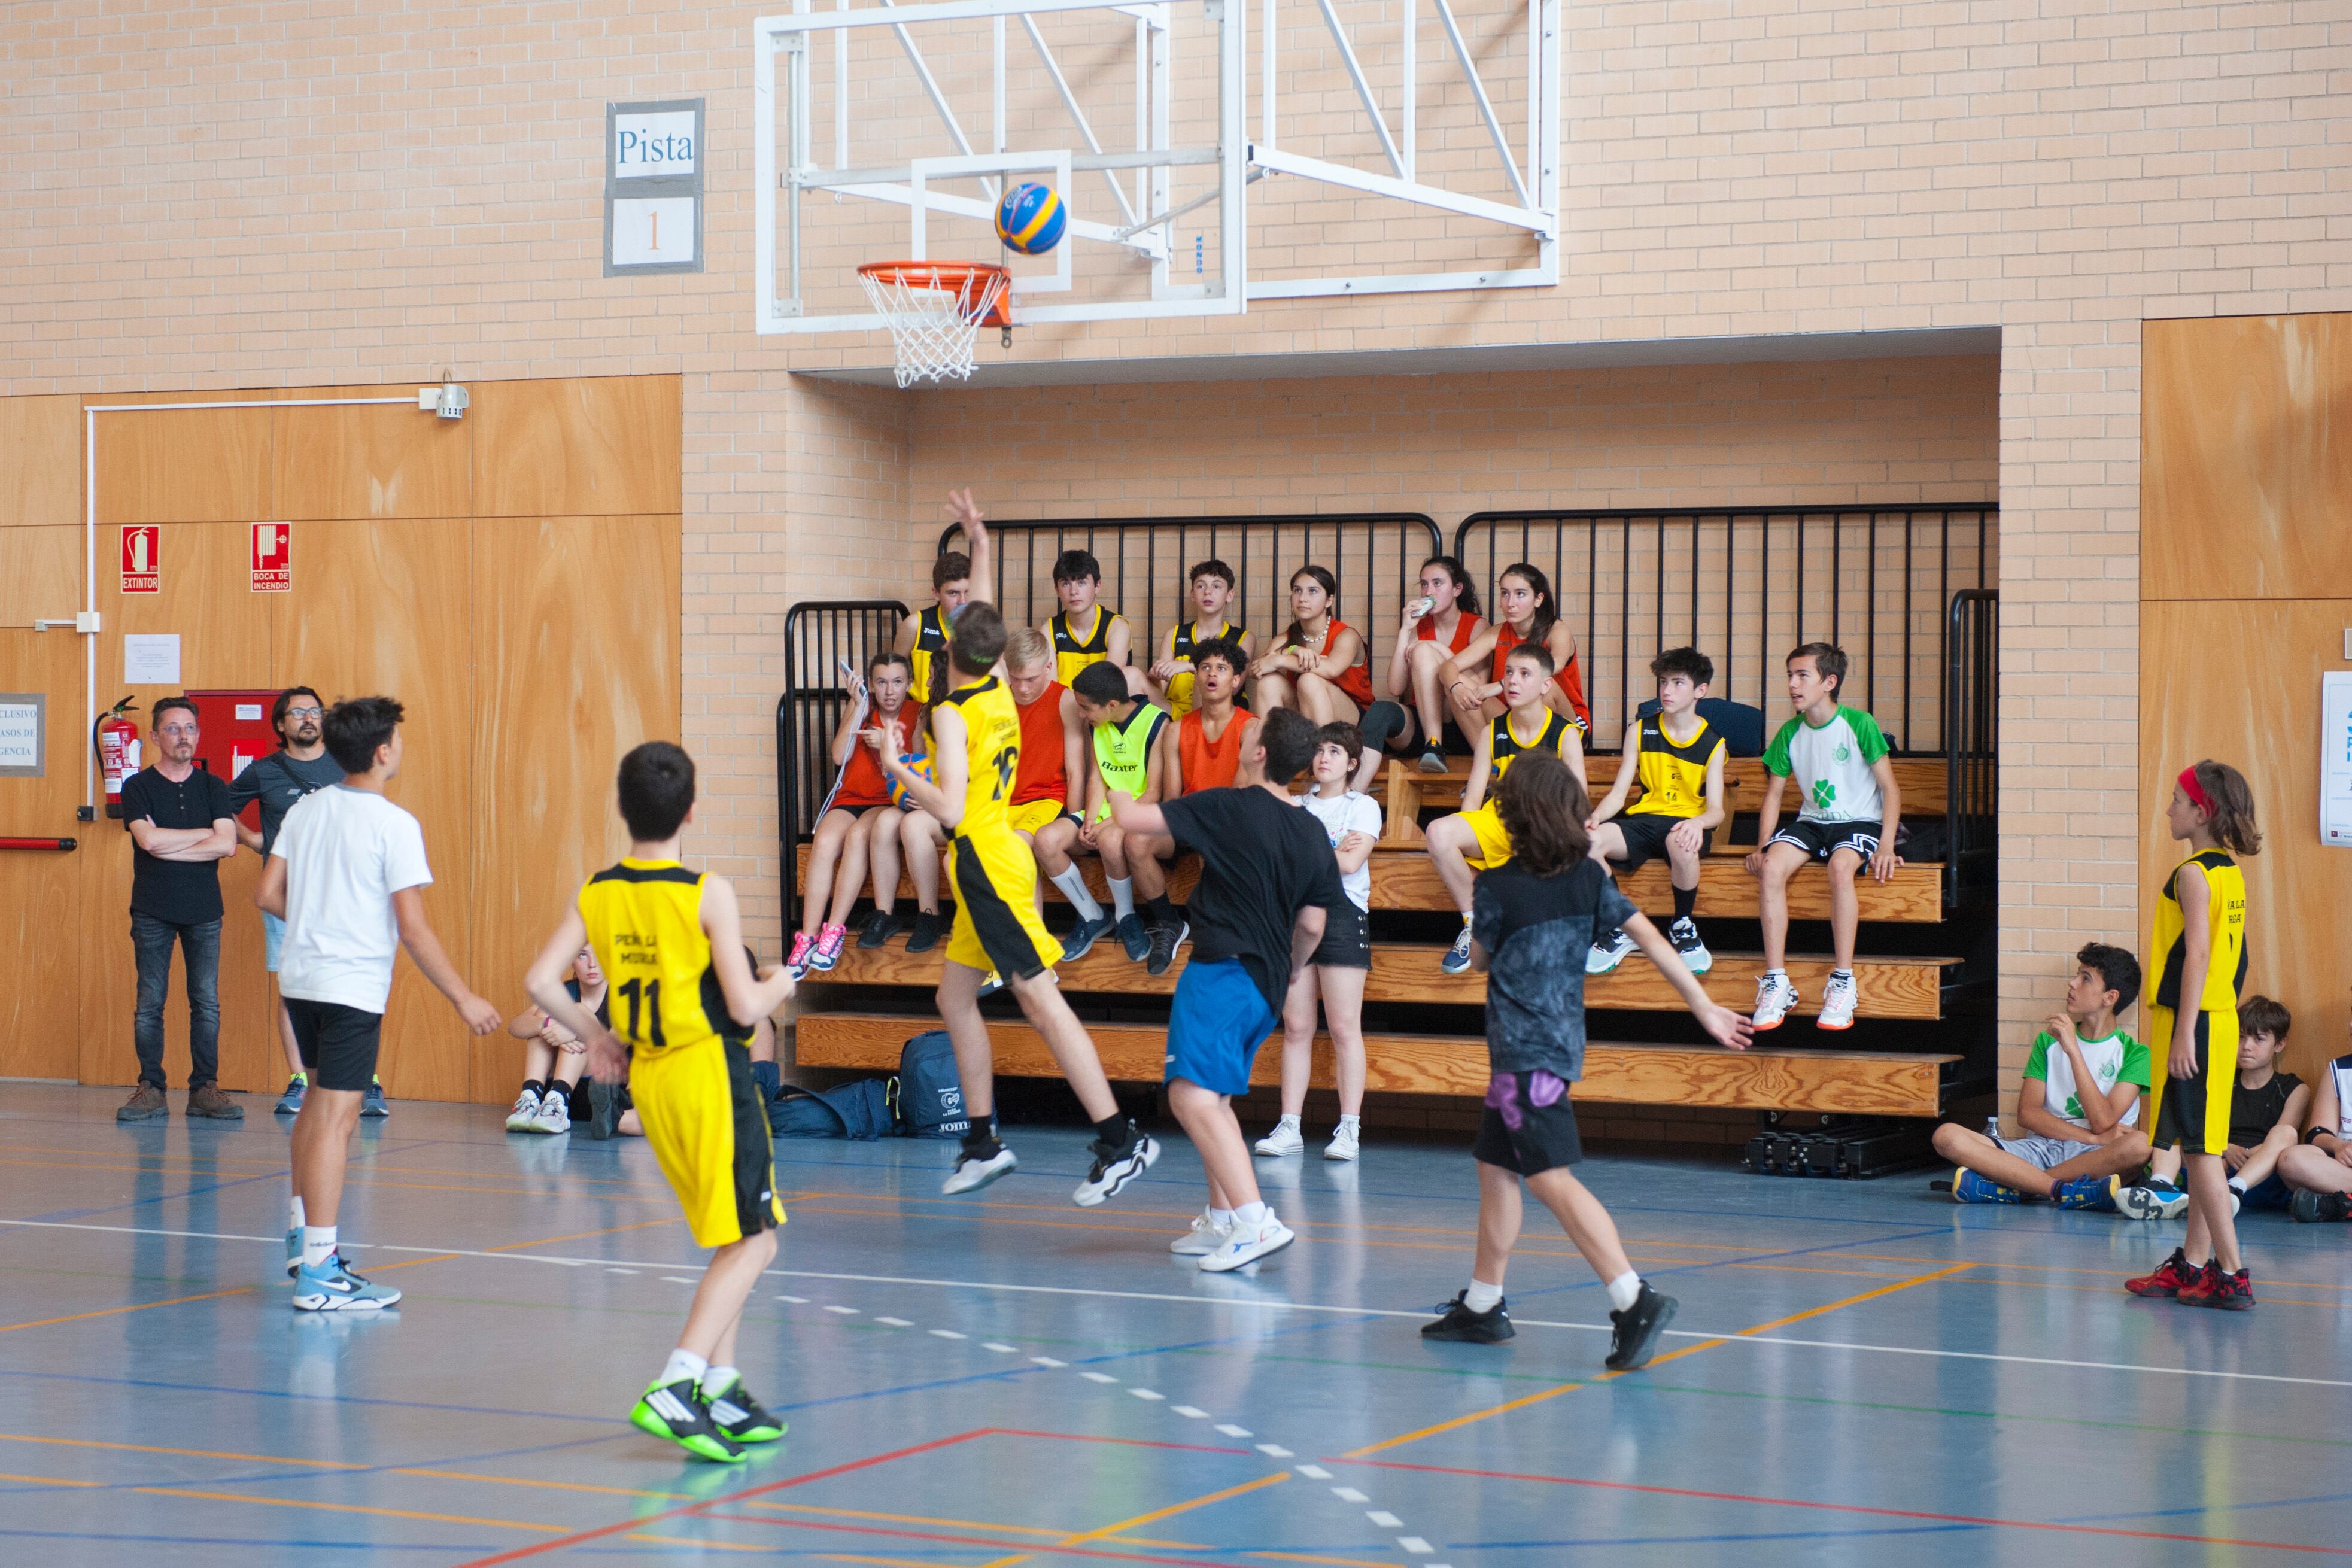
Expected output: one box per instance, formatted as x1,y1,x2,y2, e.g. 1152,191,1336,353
2178,1263,2256,1311
2125,1247,2199,1298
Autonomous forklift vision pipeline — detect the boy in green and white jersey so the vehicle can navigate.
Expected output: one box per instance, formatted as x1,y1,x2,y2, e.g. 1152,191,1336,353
1745,642,1903,1031
1931,944,2152,1207
1071,663,1183,973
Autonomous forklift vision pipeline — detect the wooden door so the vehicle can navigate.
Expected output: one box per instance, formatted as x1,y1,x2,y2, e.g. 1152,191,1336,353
0,630,85,1080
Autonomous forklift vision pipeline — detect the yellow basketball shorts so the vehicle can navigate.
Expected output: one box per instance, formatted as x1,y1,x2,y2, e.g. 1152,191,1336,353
947,826,1065,980
1006,798,1068,837
1166,669,1197,719
2146,1004,2238,1157
1458,802,1514,870
631,1035,785,1248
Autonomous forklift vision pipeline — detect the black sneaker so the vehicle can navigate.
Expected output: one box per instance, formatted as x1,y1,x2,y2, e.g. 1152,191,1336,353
1604,1283,1677,1371
703,1375,786,1443
1669,917,1712,975
1145,920,1188,977
2291,1188,2352,1223
1114,912,1151,961
1421,1290,1514,1343
1073,1126,1160,1207
905,911,944,953
857,910,902,949
1417,743,1449,774
585,1077,619,1141
629,1378,747,1463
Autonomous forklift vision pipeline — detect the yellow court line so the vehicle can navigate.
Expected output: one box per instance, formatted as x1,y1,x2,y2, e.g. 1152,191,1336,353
1346,1262,1977,1457
819,1555,974,1568
1251,1554,1418,1568
0,1285,253,1335
133,1485,567,1533
745,1499,1207,1543
0,1431,370,1470
976,1471,1293,1568
0,1470,99,1487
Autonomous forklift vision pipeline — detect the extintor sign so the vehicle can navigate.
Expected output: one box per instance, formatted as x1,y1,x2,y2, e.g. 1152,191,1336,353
251,521,291,592
121,525,160,594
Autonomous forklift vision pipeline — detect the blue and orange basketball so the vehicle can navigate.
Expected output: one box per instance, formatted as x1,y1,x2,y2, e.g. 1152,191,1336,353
995,182,1066,256
889,748,932,809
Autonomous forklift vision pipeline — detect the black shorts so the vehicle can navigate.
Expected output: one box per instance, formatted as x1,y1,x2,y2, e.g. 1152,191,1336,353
285,998,383,1092
1767,818,1879,862
1310,902,1372,970
2151,1009,2236,1157
1612,813,1713,875
1472,1070,1584,1175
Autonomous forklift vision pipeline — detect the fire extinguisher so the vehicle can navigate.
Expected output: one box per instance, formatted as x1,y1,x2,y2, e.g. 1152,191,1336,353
95,697,141,820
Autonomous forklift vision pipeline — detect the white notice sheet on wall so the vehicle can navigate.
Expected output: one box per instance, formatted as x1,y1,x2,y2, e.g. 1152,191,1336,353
124,634,180,686
2324,671,2352,846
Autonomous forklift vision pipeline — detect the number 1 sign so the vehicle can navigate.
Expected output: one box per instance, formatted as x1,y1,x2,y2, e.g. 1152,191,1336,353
606,99,703,276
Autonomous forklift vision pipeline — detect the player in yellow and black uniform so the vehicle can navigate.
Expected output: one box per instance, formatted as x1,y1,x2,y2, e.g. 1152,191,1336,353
1046,547,1139,691
1148,558,1255,718
527,742,799,1464
898,517,990,703
1425,642,1588,974
2126,759,2264,1309
1585,646,1730,976
871,535,1162,1208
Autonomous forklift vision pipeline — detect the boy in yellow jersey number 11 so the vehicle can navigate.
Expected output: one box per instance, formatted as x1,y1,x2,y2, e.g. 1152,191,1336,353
866,489,1162,1207
527,742,798,1463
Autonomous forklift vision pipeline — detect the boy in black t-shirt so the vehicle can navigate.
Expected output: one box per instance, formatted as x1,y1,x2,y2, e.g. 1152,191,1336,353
2119,995,2308,1220
1421,750,1751,1369
1105,708,1347,1272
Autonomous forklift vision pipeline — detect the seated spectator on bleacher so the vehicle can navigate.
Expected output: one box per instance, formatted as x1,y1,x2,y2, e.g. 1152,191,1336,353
1045,548,1147,697
1148,560,1253,718
1001,628,1111,962
1438,561,1588,740
1931,944,2150,1207
2278,1012,2352,1223
792,651,922,977
503,944,606,1135
2118,995,2307,1220
1584,646,1727,981
1250,566,1375,738
1168,639,1248,796
1072,663,1185,974
1363,554,1484,775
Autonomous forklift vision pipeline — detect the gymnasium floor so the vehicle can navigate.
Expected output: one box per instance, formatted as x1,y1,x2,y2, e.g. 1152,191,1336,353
1,1083,2347,1566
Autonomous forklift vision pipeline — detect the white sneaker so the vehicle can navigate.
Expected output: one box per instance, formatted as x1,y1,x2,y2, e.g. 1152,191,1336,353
1199,1214,1296,1272
1170,1209,1236,1255
529,1092,573,1134
943,1145,1019,1195
1816,973,1857,1031
1752,973,1799,1031
1253,1117,1305,1157
1323,1119,1360,1162
504,1087,542,1132
1586,928,1636,974
1669,917,1713,976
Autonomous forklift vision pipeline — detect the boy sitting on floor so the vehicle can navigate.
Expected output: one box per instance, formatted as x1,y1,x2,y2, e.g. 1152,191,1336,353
2279,1010,2352,1224
1931,943,2150,1207
2117,995,2307,1221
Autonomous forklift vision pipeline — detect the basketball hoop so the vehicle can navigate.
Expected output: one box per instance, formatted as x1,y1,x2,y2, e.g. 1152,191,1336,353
858,261,1011,388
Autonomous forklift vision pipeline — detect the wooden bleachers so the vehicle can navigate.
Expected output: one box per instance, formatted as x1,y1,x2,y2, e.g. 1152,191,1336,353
1377,756,1950,843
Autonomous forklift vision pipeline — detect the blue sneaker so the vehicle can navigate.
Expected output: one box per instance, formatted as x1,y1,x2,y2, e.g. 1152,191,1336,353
360,1078,390,1119
1114,912,1151,962
285,1227,302,1278
274,1074,307,1116
291,1255,402,1312
1952,1169,2022,1205
2054,1174,2118,1211
1060,913,1111,964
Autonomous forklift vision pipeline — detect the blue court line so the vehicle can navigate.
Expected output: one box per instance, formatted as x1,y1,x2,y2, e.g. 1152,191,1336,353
1417,1523,1986,1549
0,1366,617,1424
2061,1488,2352,1526
26,1170,288,1224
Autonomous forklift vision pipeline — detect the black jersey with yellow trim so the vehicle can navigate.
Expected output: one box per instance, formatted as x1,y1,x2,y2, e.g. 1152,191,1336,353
1050,607,1119,686
1487,709,1576,780
908,605,952,703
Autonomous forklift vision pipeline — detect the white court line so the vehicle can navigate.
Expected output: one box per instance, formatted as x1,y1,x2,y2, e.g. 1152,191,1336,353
1332,1487,1368,1503
1366,1509,1401,1527
11,1220,2345,1391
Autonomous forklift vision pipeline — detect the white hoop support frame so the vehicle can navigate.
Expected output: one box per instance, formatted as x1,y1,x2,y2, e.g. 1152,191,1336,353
856,260,1013,387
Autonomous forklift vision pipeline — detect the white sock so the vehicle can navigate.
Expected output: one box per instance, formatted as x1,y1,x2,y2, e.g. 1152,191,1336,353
1765,967,1787,982
660,1347,709,1388
1232,1200,1269,1228
288,1196,305,1230
1277,1113,1300,1130
301,1226,337,1269
1109,877,1135,921
1051,865,1104,922
2228,1175,2248,1195
1605,1271,1643,1312
1337,1114,1360,1129
1208,1207,1236,1226
701,1364,740,1397
1463,1278,1504,1314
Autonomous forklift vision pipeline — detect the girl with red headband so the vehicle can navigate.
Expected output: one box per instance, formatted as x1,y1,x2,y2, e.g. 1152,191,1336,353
2127,759,2262,1310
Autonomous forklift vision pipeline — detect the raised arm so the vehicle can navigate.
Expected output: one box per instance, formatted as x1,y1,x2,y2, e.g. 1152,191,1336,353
944,490,994,605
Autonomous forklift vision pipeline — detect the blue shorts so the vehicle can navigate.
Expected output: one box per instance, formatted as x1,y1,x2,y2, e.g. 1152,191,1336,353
1164,957,1278,1098
2241,1172,2290,1211
262,910,285,973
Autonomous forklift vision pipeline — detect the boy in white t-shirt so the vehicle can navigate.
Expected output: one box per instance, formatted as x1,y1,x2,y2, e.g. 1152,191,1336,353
256,697,503,1311
1929,944,2151,1208
1257,721,1382,1163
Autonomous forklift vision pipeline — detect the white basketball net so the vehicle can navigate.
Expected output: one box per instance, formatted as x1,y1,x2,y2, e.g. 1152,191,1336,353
858,263,1010,388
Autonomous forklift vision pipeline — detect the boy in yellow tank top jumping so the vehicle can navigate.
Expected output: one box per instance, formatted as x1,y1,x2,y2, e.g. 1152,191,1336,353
527,742,799,1463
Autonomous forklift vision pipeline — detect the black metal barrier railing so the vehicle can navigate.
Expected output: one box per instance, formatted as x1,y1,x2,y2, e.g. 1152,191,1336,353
778,598,908,931
1944,589,1998,911
941,513,1447,671
1453,506,1995,752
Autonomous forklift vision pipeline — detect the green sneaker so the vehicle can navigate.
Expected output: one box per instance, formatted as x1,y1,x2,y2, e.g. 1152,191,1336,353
630,1378,747,1463
703,1373,786,1444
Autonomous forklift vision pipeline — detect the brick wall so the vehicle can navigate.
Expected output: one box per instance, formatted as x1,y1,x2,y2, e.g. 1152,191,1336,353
7,0,2352,1110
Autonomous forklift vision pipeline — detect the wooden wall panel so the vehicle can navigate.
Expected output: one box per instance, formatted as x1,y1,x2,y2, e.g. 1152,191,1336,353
92,401,273,525
2139,600,2352,1086
0,631,87,1079
270,518,479,1104
78,521,278,1090
2143,315,2352,601
466,514,682,1102
273,401,472,521
0,395,81,529
470,377,682,518
0,525,81,628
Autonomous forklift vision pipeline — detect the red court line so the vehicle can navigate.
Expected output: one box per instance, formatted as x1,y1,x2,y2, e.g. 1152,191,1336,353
451,1427,1255,1567
703,1509,1263,1567
1338,1457,2352,1557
